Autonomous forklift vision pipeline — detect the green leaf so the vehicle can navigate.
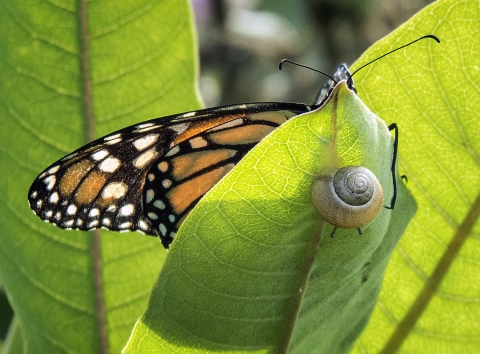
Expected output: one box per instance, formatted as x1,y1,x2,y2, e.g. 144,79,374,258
3,317,24,354
350,0,480,352
124,83,416,353
0,0,200,352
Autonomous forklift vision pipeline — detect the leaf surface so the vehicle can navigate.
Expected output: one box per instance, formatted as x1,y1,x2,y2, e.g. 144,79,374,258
350,0,480,352
124,83,416,353
0,0,199,352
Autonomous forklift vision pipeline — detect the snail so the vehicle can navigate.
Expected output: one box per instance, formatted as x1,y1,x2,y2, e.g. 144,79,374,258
311,166,384,237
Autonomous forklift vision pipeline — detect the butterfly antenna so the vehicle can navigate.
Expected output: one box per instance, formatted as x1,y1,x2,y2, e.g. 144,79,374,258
347,35,440,87
279,59,337,84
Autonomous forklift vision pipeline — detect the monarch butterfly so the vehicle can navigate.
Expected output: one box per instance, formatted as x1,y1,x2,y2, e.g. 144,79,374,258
27,64,350,248
27,35,439,249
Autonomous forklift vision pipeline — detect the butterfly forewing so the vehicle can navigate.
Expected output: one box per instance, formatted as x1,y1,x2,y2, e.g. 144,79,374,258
28,103,311,248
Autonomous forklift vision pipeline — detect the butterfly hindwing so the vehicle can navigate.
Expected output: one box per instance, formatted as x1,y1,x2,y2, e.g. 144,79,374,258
28,102,311,248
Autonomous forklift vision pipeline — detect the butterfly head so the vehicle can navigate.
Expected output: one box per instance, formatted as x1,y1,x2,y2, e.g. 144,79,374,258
313,64,357,106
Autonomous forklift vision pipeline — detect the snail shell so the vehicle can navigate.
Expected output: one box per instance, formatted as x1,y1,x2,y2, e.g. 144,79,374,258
311,166,384,229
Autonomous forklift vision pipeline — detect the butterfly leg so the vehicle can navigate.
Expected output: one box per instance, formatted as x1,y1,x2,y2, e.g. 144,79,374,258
357,228,363,235
330,226,337,238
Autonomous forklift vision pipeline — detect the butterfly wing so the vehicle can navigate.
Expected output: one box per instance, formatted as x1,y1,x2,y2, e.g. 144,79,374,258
28,102,310,248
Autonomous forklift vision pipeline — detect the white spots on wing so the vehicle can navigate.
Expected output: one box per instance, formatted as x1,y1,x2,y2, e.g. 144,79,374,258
181,112,196,118
64,220,74,227
76,219,84,226
147,173,155,181
105,137,122,145
106,205,117,213
99,157,121,173
170,122,190,134
162,179,172,189
45,210,53,218
48,166,60,174
168,214,175,223
88,220,99,228
157,161,168,172
119,204,134,216
37,200,43,208
153,200,165,210
102,218,111,226
147,212,158,220
44,175,56,191
31,191,38,199
165,145,180,157
67,204,77,215
133,134,159,151
138,219,149,230
102,182,127,200
190,136,208,149
119,221,132,229
133,148,158,168
208,118,243,132
49,192,59,204
92,149,109,161
135,123,161,133
89,208,100,217
170,231,177,239
135,125,158,133
104,133,122,141
146,189,154,203
55,212,61,220
61,152,78,161
136,122,154,129
159,223,167,235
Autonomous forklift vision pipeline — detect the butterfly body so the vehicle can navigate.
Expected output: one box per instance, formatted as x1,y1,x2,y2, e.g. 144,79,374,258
28,101,320,248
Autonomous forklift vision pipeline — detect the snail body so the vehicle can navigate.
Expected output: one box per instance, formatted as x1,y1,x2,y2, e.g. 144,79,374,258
311,166,383,230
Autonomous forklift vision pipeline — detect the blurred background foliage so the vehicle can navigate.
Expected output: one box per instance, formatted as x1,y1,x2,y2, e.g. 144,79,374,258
194,0,433,107
0,0,433,350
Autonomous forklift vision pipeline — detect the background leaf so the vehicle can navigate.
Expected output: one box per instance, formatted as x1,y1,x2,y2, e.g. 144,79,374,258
350,0,480,352
0,0,200,352
124,83,416,353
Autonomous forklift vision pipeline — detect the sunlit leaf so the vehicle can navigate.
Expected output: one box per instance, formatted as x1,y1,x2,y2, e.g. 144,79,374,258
124,82,416,353
0,0,199,352
351,0,480,352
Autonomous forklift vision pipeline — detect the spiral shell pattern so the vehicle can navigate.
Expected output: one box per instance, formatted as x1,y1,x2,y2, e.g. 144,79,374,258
311,166,384,229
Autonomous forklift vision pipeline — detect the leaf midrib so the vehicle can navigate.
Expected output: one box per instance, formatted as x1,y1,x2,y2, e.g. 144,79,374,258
79,0,108,353
380,190,480,353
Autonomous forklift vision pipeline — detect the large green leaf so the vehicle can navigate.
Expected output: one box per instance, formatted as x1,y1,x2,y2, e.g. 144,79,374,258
0,0,200,352
350,0,480,352
124,82,416,353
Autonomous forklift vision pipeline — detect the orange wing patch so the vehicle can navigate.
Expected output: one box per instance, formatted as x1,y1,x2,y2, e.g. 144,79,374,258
59,160,95,197
171,149,237,181
74,170,108,205
167,164,235,215
209,125,276,145
248,111,295,124
172,114,244,146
